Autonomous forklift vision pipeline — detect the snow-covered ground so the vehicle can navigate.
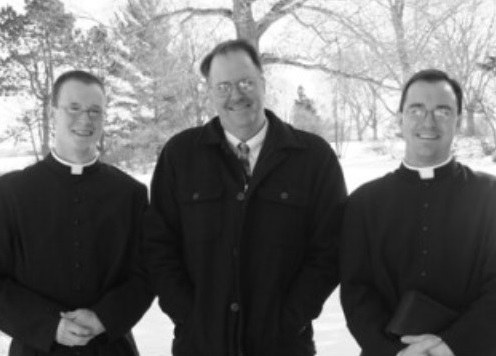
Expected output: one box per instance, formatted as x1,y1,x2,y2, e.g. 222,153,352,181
1,140,495,355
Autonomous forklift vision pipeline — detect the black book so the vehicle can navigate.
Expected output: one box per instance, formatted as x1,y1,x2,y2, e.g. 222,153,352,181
385,290,459,337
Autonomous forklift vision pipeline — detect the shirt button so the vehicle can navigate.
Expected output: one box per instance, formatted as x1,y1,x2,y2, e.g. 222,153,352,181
74,241,81,248
75,262,82,269
421,271,427,277
230,302,240,312
236,192,245,201
192,192,200,200
73,219,80,226
422,249,428,255
232,248,239,258
422,226,428,232
280,192,289,200
423,203,429,208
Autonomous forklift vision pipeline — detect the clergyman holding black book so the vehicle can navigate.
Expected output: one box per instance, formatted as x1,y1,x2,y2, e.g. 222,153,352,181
340,69,496,356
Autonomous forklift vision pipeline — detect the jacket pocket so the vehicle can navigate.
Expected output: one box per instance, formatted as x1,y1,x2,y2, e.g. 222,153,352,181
178,185,224,243
256,186,308,247
257,187,308,207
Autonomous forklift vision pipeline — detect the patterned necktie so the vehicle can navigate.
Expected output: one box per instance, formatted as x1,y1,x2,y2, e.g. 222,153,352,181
236,142,251,178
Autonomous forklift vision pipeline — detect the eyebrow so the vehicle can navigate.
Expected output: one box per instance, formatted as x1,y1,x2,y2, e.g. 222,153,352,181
407,103,453,111
67,102,102,109
407,103,425,109
434,105,453,111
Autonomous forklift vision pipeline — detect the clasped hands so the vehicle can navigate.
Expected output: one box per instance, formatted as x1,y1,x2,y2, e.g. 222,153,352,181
56,309,105,347
397,334,455,356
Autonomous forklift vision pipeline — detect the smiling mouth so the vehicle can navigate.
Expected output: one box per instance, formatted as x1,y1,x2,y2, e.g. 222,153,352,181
416,133,439,140
228,103,251,111
72,129,94,137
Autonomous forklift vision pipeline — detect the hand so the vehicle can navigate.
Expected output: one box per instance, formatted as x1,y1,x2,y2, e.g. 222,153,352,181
56,317,93,347
397,334,443,356
426,341,455,356
61,309,106,336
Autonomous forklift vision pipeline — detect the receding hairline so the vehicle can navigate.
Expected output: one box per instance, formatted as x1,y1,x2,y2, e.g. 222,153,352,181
208,50,263,76
200,39,263,80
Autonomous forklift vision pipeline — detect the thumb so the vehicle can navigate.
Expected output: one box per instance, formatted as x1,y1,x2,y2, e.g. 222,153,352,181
401,334,440,344
60,311,78,320
401,335,441,351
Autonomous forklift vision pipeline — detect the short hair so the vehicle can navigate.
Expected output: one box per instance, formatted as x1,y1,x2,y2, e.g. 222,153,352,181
52,70,105,107
399,69,463,114
200,39,263,79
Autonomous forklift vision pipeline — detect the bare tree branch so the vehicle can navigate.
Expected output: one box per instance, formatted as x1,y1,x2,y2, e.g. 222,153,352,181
152,7,233,24
289,12,335,45
261,53,399,90
257,0,307,38
301,4,403,85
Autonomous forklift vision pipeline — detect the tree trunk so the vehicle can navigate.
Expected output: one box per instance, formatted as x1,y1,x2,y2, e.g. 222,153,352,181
232,0,258,49
389,0,411,82
372,111,378,141
24,114,40,162
465,106,476,137
332,84,342,157
41,96,50,157
355,115,363,141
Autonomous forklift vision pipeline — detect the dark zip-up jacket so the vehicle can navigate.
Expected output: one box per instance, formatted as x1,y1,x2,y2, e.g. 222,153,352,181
145,110,347,356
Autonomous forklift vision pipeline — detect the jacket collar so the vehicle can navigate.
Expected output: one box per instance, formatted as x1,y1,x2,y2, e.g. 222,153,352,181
198,109,305,151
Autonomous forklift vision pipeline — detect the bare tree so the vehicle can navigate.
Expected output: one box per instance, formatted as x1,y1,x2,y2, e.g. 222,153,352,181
432,0,496,136
0,0,76,157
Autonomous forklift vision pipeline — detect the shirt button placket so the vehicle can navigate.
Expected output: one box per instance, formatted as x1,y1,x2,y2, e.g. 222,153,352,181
71,185,84,292
420,185,432,279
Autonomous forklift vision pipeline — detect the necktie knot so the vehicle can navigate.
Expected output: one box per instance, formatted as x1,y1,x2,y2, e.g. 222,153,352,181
236,142,251,178
237,142,250,159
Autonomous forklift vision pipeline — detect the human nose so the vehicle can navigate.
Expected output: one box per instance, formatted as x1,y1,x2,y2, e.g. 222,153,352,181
228,83,244,99
76,109,92,122
422,109,436,126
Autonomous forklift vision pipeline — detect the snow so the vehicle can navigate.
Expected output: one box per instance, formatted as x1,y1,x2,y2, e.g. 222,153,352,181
1,140,495,355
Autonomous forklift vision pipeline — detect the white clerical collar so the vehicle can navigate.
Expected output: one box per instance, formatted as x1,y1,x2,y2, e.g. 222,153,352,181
402,156,453,180
51,149,99,175
224,119,268,153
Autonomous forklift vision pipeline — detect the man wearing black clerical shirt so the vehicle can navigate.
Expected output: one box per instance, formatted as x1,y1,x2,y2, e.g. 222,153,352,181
0,70,153,356
340,69,496,356
145,39,347,356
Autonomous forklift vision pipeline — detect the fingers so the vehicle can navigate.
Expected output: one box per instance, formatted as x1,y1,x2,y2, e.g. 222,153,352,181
61,309,105,335
56,317,93,347
425,342,455,356
60,310,78,320
398,334,443,356
402,334,441,345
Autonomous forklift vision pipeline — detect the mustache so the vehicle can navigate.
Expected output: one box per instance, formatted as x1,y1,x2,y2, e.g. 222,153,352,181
226,98,251,105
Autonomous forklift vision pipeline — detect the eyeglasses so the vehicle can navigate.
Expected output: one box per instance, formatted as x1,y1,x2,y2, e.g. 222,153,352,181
211,78,257,98
405,106,454,122
58,105,105,120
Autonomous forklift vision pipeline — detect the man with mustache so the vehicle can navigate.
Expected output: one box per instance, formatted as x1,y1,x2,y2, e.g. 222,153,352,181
145,39,347,356
0,70,152,356
340,69,496,356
